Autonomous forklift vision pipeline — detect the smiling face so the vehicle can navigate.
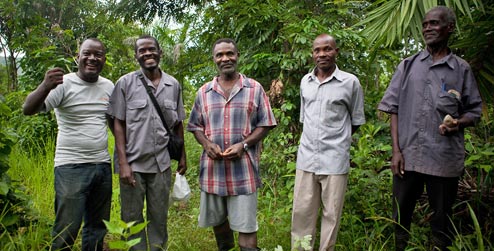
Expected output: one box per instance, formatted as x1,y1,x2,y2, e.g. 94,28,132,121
135,37,162,71
312,35,339,73
213,42,239,77
76,39,106,82
422,8,454,47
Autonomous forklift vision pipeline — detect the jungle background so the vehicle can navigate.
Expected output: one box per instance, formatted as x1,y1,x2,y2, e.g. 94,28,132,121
0,0,493,250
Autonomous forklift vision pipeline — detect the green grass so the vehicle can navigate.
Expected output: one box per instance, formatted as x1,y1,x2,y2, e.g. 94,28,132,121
5,132,493,251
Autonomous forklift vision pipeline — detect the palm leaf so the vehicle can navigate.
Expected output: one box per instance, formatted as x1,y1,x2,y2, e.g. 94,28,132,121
357,0,485,48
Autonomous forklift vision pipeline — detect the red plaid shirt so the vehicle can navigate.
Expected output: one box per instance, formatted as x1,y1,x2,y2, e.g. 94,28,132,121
187,74,277,196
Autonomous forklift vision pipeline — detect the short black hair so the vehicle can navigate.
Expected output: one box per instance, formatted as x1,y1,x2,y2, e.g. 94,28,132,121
134,35,161,53
212,38,238,54
81,38,106,54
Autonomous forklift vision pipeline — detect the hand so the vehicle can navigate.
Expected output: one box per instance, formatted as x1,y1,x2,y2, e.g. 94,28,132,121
439,119,459,136
177,158,187,175
42,68,64,90
391,151,405,178
221,143,244,160
204,142,223,160
119,163,136,187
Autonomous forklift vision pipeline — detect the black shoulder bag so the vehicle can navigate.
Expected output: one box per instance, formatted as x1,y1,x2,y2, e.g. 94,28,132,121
138,71,184,161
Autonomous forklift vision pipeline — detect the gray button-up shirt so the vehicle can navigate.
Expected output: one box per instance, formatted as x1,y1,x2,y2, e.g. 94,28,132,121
297,66,366,175
108,70,186,173
378,50,482,177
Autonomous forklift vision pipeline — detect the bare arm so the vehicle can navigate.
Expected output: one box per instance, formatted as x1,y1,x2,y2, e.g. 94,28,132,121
23,68,65,115
192,130,223,160
114,118,135,186
173,121,187,175
390,113,405,178
222,126,273,160
438,114,476,136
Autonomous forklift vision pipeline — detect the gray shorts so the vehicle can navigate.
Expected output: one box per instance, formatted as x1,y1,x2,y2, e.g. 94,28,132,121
198,191,258,233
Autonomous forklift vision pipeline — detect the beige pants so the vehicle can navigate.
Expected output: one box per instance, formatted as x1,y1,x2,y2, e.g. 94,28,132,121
291,169,348,251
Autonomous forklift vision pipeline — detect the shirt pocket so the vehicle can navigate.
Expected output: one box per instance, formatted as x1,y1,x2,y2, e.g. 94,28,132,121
324,101,347,128
161,100,178,127
436,91,460,117
127,99,147,122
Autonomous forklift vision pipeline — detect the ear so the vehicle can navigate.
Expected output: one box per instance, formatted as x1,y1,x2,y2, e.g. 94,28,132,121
447,22,455,34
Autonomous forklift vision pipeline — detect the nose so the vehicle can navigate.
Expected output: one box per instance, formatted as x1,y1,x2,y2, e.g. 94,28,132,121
220,54,230,61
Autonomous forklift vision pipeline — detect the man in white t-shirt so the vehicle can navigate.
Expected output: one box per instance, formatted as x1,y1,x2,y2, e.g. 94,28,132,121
23,38,114,251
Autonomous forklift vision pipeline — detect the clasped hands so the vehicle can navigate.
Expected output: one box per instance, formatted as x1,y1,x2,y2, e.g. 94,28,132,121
205,142,244,160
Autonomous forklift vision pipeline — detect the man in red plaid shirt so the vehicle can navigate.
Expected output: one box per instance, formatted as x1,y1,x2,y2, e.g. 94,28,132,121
187,38,277,251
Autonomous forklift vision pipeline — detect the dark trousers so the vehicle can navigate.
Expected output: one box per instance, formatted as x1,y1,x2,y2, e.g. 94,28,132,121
120,169,171,251
392,171,459,251
52,163,112,251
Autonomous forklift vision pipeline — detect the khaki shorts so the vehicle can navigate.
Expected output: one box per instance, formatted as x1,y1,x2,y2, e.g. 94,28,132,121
198,191,258,233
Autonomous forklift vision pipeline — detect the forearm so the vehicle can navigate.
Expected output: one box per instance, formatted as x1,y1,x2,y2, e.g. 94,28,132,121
192,130,211,148
243,126,273,147
174,121,187,162
390,113,400,153
23,83,51,115
457,113,476,129
113,119,129,166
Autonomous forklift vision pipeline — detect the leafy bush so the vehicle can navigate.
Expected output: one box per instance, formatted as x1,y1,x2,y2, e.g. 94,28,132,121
0,100,40,246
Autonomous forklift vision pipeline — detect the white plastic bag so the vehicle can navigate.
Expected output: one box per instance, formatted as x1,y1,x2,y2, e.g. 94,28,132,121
171,173,191,202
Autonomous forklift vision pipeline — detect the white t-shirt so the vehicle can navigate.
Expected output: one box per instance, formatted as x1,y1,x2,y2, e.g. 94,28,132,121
43,72,114,167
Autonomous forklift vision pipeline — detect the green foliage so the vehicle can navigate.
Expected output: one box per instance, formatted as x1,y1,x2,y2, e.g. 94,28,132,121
351,122,392,172
0,100,39,243
449,203,492,251
3,91,57,153
104,220,148,251
0,221,51,251
292,235,312,251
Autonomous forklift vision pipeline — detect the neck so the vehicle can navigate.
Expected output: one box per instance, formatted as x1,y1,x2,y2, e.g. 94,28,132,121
76,72,98,83
427,43,450,62
219,72,239,85
315,65,335,81
142,68,161,82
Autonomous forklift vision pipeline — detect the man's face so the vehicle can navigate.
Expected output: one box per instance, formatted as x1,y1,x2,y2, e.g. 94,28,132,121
312,36,338,72
135,38,162,71
76,40,105,81
213,42,238,76
422,9,453,47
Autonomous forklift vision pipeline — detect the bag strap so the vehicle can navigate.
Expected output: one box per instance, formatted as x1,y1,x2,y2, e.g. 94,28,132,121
137,71,173,135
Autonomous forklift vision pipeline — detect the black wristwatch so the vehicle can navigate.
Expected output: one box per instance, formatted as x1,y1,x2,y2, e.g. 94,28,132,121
243,141,248,151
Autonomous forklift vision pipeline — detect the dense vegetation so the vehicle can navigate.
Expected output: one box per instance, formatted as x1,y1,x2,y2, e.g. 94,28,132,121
1,0,493,250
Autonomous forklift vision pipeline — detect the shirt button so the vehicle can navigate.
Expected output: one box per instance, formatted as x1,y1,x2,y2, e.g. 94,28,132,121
420,128,424,131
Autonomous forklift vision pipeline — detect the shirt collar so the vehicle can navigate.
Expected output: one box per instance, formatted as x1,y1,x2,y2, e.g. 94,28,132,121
135,69,171,86
308,65,342,84
205,73,250,92
419,49,455,69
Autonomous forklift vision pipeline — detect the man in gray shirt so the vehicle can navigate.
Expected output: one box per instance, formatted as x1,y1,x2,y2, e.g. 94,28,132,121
23,38,113,251
378,6,482,251
291,34,365,251
108,35,186,251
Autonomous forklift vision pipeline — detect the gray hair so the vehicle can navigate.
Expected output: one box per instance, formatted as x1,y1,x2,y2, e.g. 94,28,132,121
427,6,456,25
